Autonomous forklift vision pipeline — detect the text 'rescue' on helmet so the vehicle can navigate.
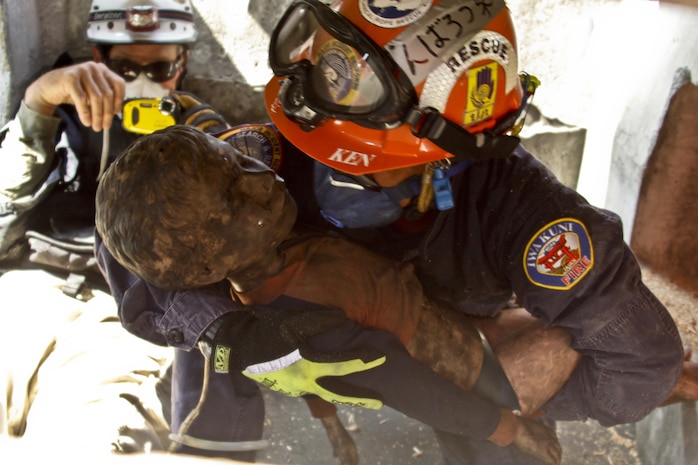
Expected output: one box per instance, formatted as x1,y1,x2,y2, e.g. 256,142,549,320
86,0,197,45
265,0,539,175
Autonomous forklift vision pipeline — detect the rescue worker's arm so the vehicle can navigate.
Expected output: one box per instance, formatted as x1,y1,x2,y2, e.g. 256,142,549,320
0,102,62,261
23,61,124,131
0,61,124,262
95,234,386,409
204,300,387,409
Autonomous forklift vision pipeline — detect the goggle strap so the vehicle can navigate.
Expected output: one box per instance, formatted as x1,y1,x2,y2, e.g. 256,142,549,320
406,107,520,162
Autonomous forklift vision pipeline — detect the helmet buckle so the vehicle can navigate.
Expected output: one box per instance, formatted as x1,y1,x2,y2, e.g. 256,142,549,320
126,5,160,32
406,107,446,140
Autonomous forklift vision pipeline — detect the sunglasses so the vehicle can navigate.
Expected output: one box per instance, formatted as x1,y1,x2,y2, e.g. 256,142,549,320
105,54,183,83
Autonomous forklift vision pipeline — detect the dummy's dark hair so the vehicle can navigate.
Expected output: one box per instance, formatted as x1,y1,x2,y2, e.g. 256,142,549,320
96,125,231,289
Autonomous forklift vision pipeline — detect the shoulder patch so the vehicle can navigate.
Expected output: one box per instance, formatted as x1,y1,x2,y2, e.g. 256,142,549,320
217,124,284,172
523,218,594,290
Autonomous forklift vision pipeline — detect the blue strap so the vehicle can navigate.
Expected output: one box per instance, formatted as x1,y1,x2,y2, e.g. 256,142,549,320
381,160,472,204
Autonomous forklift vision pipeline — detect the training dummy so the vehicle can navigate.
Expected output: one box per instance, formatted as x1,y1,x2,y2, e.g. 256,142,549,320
96,125,587,465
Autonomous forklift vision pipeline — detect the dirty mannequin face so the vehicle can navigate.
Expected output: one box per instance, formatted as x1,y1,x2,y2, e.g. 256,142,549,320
96,125,297,291
205,136,298,291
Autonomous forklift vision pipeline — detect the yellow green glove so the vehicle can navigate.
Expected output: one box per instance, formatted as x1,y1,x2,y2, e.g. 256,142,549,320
206,304,386,409
242,349,385,409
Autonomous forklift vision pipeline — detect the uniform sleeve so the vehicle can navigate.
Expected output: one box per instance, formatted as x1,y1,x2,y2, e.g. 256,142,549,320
95,233,237,349
485,147,672,340
0,102,62,260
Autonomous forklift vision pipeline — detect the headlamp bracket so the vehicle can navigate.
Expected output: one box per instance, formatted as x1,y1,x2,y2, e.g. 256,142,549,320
126,6,160,32
278,78,326,132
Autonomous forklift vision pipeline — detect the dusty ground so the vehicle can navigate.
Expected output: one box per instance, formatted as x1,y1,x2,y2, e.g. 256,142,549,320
3,266,694,465
258,389,642,465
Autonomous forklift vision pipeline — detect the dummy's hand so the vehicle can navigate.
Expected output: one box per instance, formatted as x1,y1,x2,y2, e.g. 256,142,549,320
171,91,230,134
207,306,386,409
24,62,125,132
512,416,562,465
488,409,562,465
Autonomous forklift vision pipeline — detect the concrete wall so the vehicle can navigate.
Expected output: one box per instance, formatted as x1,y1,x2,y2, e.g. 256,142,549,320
630,81,698,295
507,0,698,240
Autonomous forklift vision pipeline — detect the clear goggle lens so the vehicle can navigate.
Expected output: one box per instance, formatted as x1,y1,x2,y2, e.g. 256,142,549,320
271,1,392,116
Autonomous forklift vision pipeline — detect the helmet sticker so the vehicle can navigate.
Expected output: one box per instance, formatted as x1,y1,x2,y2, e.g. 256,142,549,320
327,148,378,169
315,41,361,104
386,0,506,86
419,31,517,113
217,124,284,172
464,63,497,125
359,0,433,29
523,218,594,290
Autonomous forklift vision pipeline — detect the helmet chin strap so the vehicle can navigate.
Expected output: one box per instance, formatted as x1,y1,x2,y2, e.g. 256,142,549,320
404,73,540,163
405,106,521,162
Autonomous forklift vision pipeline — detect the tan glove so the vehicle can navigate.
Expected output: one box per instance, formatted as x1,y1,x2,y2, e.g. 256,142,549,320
171,91,230,134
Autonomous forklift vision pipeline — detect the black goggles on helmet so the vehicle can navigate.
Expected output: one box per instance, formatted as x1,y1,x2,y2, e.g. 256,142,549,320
105,54,183,83
269,0,417,130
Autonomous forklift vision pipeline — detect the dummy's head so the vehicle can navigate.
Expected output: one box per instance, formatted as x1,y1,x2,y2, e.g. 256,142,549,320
265,0,537,175
96,125,297,291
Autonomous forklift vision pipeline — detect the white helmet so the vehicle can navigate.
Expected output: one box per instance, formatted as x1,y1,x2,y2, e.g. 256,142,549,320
85,0,197,44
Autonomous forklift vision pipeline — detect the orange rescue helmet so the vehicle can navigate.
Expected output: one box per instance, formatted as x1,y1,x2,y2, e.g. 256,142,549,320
265,0,536,175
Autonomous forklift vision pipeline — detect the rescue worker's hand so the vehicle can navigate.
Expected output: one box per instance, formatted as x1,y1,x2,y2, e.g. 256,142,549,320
206,305,386,409
487,409,562,465
171,91,230,134
24,62,125,132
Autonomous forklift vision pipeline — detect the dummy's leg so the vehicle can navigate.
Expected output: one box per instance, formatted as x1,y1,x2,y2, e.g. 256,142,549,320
476,310,581,415
408,303,580,417
542,286,683,425
304,396,358,465
306,322,561,465
421,306,559,465
660,361,698,405
434,429,550,465
170,348,265,462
